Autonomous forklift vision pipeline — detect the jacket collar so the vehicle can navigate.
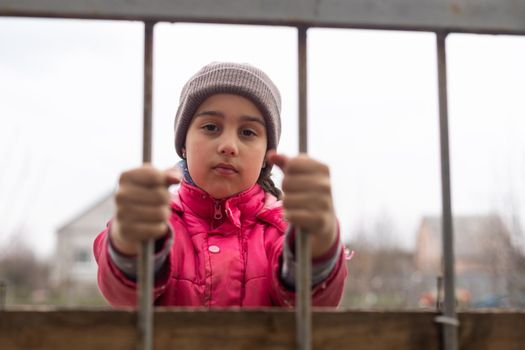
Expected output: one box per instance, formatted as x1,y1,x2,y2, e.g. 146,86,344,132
173,180,267,228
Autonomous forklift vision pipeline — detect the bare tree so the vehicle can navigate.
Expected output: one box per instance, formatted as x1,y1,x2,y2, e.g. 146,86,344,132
0,232,50,304
342,212,418,308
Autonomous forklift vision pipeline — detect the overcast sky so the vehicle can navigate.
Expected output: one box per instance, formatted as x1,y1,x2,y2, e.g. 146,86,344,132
1,18,524,258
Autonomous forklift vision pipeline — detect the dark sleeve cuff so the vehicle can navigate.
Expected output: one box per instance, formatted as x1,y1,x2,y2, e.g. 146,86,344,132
107,223,174,281
285,224,342,264
280,225,343,289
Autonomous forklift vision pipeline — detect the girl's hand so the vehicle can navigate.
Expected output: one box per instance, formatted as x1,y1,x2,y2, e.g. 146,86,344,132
267,150,337,258
110,164,182,255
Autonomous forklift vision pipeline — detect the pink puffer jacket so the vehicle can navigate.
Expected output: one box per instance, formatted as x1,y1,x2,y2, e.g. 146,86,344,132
94,181,347,308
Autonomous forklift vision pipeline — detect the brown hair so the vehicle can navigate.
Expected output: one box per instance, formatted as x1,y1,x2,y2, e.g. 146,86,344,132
257,171,282,200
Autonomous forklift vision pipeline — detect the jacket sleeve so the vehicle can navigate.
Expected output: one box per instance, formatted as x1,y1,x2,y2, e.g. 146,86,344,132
266,226,348,307
280,226,343,288
93,226,173,307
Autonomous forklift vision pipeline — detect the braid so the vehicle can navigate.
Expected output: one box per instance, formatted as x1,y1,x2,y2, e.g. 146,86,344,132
257,173,282,200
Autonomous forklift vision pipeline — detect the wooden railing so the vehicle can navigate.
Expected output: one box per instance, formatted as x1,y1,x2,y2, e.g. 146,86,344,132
1,308,525,350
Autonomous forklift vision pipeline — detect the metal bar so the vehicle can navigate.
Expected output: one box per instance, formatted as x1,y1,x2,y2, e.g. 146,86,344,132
435,32,459,350
296,26,311,350
436,275,443,311
298,27,308,155
138,21,155,350
2,0,525,35
0,281,6,310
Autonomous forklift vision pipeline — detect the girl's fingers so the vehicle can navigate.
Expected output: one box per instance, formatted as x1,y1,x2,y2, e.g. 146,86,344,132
266,150,289,171
267,151,330,176
121,164,181,187
113,165,177,247
284,155,330,175
115,183,171,206
120,165,166,187
283,193,332,212
116,203,171,223
282,174,331,194
164,166,183,186
284,209,325,233
118,221,169,241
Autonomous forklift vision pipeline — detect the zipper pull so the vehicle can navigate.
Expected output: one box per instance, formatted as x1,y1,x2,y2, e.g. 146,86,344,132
213,201,223,220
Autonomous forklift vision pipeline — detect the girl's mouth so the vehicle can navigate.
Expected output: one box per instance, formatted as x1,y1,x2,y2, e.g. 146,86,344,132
213,163,238,175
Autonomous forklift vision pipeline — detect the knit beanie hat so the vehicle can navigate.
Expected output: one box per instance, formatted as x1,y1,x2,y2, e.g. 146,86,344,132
174,62,282,166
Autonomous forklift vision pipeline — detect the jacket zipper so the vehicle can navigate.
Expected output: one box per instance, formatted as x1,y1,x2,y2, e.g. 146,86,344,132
213,199,246,306
213,200,223,220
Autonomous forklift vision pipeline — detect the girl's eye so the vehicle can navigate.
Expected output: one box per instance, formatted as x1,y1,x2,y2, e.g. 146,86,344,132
241,129,257,137
202,124,218,132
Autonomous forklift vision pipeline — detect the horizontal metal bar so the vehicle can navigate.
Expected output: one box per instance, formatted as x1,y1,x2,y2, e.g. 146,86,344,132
1,0,525,35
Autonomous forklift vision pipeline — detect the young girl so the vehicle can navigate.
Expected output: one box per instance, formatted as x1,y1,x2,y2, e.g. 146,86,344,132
94,62,347,307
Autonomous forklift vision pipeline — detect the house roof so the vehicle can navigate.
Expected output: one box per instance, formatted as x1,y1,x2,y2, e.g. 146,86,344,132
56,191,114,234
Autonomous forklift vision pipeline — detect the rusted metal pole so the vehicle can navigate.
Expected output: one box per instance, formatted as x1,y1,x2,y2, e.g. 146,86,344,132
138,21,155,350
296,26,312,350
435,32,459,350
0,281,6,310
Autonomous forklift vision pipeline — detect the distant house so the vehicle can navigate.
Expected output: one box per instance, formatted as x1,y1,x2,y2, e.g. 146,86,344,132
415,215,513,305
52,193,114,290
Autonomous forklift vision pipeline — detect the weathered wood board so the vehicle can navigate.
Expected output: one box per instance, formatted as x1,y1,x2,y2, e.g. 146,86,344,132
0,308,524,350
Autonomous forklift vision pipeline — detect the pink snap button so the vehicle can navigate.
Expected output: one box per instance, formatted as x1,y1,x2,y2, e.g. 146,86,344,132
208,245,220,253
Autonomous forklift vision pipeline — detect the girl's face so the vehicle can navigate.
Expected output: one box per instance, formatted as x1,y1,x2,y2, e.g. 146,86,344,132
184,93,268,199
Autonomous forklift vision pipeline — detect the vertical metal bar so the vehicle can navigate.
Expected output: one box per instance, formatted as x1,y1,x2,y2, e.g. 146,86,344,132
138,21,155,350
298,28,309,155
296,26,312,350
0,281,6,310
436,32,459,350
436,275,443,311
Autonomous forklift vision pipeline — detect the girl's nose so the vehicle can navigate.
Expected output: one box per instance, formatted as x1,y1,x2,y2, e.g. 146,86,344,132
217,136,239,156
